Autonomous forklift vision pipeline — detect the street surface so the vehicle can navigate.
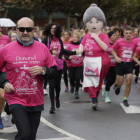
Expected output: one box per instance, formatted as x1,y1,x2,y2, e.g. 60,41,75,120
0,77,140,140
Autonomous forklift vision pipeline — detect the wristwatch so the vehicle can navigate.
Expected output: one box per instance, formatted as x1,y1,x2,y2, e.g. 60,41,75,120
42,67,46,75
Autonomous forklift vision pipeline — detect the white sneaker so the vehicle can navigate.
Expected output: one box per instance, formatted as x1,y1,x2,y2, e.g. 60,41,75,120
44,89,48,95
4,114,10,121
105,97,111,103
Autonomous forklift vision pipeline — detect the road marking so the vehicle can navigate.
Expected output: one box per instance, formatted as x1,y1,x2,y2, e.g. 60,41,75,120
0,113,85,140
120,103,140,113
41,117,85,140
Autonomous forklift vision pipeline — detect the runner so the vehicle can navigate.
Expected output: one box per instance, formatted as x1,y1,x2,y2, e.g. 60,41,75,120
133,29,140,83
42,23,80,113
113,27,121,40
131,28,138,40
62,31,71,92
0,26,11,130
78,4,110,111
4,30,17,126
112,26,137,107
0,17,57,140
102,31,117,103
65,30,83,99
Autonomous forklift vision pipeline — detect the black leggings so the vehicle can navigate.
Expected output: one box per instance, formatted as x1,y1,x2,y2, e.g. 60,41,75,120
4,101,14,124
11,107,41,140
133,59,140,77
63,61,68,87
105,66,116,91
68,66,83,92
49,70,62,107
43,79,48,89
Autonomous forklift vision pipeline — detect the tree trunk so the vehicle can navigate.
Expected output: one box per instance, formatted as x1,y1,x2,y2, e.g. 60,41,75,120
77,17,82,28
48,13,53,23
3,8,8,18
116,19,119,26
66,13,70,30
123,17,127,25
30,12,34,20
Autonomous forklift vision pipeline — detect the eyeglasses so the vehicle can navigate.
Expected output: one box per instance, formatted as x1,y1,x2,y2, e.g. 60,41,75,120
11,35,17,38
17,27,34,32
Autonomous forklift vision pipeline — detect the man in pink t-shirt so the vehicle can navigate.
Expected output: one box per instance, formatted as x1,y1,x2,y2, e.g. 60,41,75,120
0,17,57,139
112,26,137,107
0,26,11,130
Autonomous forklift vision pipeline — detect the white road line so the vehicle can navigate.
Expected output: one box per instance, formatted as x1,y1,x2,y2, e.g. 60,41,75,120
41,117,85,140
38,137,76,140
0,113,85,140
120,103,140,113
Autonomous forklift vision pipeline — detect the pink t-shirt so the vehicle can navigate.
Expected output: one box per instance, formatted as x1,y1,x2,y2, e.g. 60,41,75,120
65,44,83,67
0,41,57,106
81,33,109,57
131,35,137,40
135,47,140,56
0,34,10,49
106,43,116,66
50,37,61,58
113,38,137,62
0,34,11,72
63,40,71,62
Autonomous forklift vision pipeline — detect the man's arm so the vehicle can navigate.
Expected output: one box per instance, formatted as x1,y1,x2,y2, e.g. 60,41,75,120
112,49,121,63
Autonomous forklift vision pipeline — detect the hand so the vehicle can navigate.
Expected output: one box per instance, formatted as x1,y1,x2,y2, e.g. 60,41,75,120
116,57,121,63
69,56,73,60
90,33,98,39
76,49,83,55
4,83,14,93
52,50,57,55
29,66,43,76
137,61,140,66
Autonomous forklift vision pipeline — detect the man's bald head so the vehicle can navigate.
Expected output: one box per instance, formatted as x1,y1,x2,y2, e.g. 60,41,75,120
16,17,35,43
17,17,34,28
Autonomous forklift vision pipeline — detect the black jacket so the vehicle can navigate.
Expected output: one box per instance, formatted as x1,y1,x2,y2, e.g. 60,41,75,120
42,35,76,58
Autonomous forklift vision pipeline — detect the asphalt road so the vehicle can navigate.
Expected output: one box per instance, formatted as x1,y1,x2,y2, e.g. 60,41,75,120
0,77,140,140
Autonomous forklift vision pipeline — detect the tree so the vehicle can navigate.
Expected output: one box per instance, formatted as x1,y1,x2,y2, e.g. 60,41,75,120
42,0,63,23
10,0,45,20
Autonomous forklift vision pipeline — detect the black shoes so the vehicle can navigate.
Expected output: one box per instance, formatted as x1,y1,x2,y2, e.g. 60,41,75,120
50,107,55,114
123,100,129,107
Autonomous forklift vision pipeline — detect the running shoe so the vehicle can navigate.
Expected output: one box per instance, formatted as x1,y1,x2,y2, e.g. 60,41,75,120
135,77,138,83
75,92,79,99
105,97,111,103
55,98,60,108
123,100,129,107
70,86,74,93
65,87,69,92
92,104,98,111
4,114,10,121
43,89,48,95
0,118,4,130
49,107,55,114
115,87,120,95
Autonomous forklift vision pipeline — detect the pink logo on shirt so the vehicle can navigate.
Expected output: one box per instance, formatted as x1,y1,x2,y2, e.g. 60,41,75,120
85,67,99,77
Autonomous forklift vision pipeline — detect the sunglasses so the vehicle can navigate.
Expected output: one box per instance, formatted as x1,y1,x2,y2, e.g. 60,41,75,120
17,27,34,32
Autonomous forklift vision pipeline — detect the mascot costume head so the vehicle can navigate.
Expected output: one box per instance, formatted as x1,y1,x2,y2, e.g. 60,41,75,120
83,4,106,34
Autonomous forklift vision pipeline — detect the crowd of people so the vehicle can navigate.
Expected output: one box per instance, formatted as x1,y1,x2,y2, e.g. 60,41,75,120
0,15,140,140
